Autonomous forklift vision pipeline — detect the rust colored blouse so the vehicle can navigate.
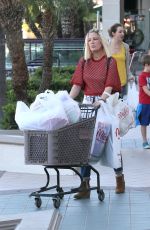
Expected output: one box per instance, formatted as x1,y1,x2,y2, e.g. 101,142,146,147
71,55,121,96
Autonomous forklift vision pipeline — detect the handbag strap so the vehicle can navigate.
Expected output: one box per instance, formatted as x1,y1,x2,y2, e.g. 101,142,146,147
106,57,111,76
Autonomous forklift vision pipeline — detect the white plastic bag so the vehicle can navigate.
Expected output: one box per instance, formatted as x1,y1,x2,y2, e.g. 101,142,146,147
30,90,55,112
15,90,69,131
106,93,134,137
100,116,122,169
126,82,139,111
90,102,111,163
90,101,122,169
56,90,81,123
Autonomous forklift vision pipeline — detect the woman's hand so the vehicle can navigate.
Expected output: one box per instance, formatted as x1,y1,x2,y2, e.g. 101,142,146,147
128,75,135,82
92,100,103,108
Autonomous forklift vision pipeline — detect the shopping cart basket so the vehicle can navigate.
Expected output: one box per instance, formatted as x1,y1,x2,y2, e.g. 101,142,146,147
24,104,105,208
129,50,147,83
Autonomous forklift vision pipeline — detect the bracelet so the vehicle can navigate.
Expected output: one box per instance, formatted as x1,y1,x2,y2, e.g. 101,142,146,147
103,91,111,97
99,99,105,102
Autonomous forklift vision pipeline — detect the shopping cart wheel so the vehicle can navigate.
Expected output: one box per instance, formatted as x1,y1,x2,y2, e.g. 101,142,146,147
52,196,61,208
98,190,105,201
35,197,42,208
57,187,64,199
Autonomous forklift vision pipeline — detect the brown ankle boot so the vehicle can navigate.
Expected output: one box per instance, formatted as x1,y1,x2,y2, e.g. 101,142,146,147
74,180,90,199
115,174,125,194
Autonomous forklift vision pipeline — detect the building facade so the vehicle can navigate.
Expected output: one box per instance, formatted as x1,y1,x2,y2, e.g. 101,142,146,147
100,0,150,50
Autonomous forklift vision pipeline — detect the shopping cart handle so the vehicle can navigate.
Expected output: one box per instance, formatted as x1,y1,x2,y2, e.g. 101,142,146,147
79,104,99,119
79,103,96,109
93,104,100,109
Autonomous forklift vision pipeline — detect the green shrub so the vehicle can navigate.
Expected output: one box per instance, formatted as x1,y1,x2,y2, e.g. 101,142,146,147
1,103,17,129
1,65,83,129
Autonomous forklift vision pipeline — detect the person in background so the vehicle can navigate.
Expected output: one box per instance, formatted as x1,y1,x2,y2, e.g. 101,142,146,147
108,23,133,98
136,54,150,149
69,28,125,199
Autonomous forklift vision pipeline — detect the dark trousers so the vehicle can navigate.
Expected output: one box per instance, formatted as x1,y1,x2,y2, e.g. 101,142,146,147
81,165,123,178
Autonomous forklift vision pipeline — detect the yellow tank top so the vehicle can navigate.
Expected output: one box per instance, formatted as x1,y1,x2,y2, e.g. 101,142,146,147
112,44,127,86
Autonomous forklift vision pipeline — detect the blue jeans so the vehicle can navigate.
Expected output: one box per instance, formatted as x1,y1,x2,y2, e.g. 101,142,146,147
81,166,91,178
120,85,127,98
81,164,123,178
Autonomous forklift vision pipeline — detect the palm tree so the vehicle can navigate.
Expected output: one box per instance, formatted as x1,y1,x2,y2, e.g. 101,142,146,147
0,0,29,102
24,0,56,92
0,25,6,121
58,0,94,38
39,7,56,92
23,0,94,92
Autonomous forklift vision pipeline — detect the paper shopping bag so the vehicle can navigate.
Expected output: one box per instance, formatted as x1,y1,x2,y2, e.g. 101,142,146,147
99,116,122,169
90,103,111,163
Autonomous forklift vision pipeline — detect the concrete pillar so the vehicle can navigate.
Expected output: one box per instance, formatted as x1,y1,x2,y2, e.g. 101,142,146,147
102,0,124,39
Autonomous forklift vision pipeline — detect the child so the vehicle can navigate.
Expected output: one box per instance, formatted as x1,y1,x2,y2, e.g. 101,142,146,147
137,54,150,149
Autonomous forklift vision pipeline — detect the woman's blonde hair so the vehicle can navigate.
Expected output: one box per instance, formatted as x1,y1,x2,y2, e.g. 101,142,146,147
84,28,111,60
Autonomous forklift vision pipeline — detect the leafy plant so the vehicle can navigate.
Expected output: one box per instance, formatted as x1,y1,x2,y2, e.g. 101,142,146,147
1,65,83,129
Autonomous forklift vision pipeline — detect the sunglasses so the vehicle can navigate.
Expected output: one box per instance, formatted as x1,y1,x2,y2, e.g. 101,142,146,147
88,28,100,34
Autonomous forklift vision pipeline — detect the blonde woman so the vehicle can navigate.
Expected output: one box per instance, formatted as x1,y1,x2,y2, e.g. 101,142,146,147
69,28,125,199
108,23,131,97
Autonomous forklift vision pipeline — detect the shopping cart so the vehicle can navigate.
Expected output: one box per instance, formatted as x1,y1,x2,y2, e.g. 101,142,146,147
129,50,147,83
24,104,105,208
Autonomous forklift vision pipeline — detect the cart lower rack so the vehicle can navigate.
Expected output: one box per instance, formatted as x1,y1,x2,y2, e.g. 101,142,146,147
24,104,105,208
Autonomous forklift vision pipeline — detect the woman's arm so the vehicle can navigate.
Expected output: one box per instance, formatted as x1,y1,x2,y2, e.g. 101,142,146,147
92,86,112,107
69,84,81,99
124,42,130,78
101,86,112,101
124,42,135,81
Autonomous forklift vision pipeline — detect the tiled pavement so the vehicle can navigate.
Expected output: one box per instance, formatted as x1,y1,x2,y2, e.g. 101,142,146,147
1,126,150,229
59,189,150,230
0,188,150,230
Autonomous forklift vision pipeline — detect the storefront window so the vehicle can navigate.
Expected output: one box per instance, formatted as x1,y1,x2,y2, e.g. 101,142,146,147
6,39,84,70
124,10,145,49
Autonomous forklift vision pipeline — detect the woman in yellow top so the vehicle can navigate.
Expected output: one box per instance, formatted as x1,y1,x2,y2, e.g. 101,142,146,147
108,23,132,97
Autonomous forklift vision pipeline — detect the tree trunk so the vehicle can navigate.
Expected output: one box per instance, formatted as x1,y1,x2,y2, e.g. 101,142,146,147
61,7,75,38
0,2,29,102
6,29,29,101
39,9,55,92
39,37,54,92
0,25,6,122
25,17,42,39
